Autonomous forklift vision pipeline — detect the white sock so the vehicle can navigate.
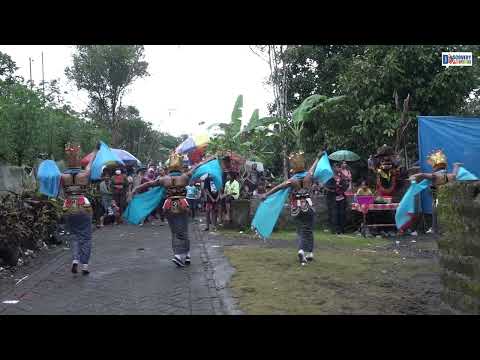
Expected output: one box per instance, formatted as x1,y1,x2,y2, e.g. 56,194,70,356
82,264,88,270
72,260,79,265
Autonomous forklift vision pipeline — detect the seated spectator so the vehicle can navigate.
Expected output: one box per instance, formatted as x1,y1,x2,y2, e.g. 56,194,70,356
356,179,373,196
253,182,266,197
240,183,252,199
101,199,121,226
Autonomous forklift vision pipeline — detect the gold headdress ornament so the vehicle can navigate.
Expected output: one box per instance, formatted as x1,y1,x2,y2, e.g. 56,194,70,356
288,151,306,173
168,152,183,172
427,149,447,170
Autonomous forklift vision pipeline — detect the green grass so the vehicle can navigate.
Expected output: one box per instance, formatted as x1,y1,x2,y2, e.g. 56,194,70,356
218,228,390,249
224,243,440,315
269,229,390,249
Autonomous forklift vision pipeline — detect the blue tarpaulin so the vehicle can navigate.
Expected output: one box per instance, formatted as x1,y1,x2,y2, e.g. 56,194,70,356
418,116,480,214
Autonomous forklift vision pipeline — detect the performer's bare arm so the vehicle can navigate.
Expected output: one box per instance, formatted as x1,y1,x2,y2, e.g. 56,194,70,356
409,163,463,183
260,180,292,200
132,176,166,194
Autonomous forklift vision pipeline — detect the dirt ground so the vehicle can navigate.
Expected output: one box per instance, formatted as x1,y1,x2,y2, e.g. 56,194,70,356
213,228,453,315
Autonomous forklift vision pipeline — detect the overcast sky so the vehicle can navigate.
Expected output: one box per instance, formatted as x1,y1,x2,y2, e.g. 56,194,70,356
0,45,274,136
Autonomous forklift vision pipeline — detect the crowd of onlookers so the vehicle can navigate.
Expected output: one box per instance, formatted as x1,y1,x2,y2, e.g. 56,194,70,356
89,158,363,235
89,162,271,230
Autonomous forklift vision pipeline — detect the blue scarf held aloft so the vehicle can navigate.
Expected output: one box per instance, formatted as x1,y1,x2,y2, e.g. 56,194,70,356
37,160,61,198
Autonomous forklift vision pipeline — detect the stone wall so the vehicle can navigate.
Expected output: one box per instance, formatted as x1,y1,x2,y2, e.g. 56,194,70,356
0,165,36,195
232,194,346,231
437,181,480,314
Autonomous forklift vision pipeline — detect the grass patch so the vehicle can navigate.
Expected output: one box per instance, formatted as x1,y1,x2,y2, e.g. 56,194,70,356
269,229,390,249
224,246,440,315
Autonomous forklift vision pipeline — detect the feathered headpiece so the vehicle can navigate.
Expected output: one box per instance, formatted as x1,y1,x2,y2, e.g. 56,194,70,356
288,152,305,173
168,152,183,172
427,149,447,170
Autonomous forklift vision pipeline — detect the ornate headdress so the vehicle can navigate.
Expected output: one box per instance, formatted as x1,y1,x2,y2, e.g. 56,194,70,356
288,152,305,173
168,152,183,172
64,143,81,168
427,149,447,170
65,143,81,156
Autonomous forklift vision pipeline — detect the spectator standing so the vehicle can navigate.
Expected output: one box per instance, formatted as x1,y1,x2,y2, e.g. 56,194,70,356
204,175,220,231
134,168,145,189
246,163,260,191
99,174,113,227
126,168,134,203
333,166,349,234
340,161,353,192
112,169,128,218
186,180,199,220
195,182,202,212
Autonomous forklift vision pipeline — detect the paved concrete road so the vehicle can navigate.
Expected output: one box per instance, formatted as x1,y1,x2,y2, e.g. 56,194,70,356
0,221,234,315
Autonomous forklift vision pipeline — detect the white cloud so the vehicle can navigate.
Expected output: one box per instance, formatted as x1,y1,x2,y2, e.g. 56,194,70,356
0,45,274,136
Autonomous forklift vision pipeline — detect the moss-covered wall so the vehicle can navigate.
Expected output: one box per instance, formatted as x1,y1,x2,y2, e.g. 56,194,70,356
437,181,480,314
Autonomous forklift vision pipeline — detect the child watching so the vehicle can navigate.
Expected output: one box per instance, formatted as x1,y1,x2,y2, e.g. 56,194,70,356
356,179,373,196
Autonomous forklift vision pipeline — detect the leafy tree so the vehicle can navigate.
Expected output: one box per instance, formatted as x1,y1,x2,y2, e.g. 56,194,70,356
0,51,17,81
280,45,480,163
65,45,149,146
0,82,43,165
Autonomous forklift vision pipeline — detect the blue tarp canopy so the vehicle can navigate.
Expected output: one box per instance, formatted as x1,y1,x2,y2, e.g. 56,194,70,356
418,116,480,214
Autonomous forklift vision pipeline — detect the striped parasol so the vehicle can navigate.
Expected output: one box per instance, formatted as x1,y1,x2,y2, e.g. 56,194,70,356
175,133,209,154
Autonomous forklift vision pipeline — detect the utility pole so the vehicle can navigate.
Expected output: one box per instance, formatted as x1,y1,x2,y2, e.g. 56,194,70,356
29,57,33,88
41,52,45,96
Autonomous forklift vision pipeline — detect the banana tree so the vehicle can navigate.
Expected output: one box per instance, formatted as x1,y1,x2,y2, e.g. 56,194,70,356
207,94,244,153
240,94,346,153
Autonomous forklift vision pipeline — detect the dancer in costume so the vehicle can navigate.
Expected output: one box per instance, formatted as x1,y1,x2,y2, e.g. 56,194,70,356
132,152,216,267
259,151,325,265
407,150,463,233
396,149,477,234
61,143,99,275
409,150,463,185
